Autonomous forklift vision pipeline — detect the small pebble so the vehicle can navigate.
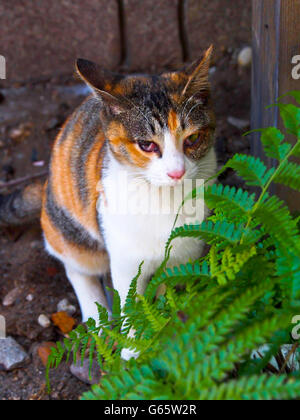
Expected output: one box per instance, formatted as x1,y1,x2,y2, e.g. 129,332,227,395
227,116,250,130
32,160,45,167
209,66,217,75
238,46,252,67
45,117,60,131
0,337,30,371
9,122,32,142
30,240,43,249
251,344,300,372
37,342,56,367
51,311,76,334
38,314,51,329
2,288,20,307
57,298,76,316
70,358,101,385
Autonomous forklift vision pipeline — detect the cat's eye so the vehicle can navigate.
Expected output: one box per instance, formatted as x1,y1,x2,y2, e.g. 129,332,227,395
184,133,200,148
138,140,160,154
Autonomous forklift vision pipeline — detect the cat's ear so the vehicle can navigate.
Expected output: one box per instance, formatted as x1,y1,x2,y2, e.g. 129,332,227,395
76,59,128,115
181,45,213,99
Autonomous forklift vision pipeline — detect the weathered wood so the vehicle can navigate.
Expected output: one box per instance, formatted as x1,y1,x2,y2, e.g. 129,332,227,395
276,0,300,209
251,0,300,209
251,0,280,168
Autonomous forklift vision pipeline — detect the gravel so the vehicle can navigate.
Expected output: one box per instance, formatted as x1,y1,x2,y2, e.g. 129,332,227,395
2,288,20,307
0,337,30,371
238,46,252,67
57,298,76,316
38,314,51,329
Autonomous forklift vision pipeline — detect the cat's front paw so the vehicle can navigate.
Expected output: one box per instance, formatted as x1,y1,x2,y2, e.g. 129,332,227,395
121,347,140,361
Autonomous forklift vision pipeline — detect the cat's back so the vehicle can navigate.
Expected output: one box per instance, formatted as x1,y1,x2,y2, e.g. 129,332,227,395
41,96,108,274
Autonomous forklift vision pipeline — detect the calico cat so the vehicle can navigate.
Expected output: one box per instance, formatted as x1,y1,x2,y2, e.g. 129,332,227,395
2,47,217,360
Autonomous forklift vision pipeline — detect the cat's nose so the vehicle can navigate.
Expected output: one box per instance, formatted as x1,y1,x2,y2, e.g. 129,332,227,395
167,168,186,180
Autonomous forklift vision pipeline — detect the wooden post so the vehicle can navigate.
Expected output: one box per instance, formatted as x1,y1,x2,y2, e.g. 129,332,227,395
252,0,300,210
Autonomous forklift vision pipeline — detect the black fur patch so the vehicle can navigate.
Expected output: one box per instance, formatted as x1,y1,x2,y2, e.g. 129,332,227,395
45,182,101,251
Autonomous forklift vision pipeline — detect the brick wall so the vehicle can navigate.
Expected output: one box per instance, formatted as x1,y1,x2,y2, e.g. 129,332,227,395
0,0,251,84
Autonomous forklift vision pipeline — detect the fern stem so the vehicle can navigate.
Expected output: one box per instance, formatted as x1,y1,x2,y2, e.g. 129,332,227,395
242,137,300,238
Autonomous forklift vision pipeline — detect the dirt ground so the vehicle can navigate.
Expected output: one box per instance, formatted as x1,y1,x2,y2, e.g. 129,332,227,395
0,51,251,400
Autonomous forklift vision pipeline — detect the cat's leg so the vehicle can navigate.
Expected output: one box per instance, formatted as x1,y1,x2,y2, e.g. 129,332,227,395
65,265,110,323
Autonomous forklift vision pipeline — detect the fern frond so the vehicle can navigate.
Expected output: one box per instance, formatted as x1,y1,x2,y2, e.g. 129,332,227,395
92,334,116,366
254,195,300,251
136,294,169,333
273,161,300,192
205,184,255,216
166,220,257,251
277,103,300,138
199,375,300,400
145,260,211,300
249,127,291,161
124,262,143,314
225,154,275,187
279,90,300,105
203,313,291,383
210,245,257,285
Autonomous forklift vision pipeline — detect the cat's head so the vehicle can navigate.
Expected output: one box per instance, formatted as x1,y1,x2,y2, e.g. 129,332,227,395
76,47,216,186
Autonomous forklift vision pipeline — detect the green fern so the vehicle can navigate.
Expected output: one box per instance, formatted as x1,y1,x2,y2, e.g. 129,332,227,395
225,154,275,187
274,161,300,192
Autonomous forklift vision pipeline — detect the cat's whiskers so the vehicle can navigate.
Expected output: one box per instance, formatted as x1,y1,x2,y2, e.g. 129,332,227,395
180,93,199,122
184,102,203,125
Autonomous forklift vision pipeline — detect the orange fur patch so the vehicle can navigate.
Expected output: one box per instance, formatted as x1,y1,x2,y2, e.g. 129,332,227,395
170,73,183,84
104,82,112,92
107,121,127,146
170,93,181,104
49,113,104,241
168,110,180,134
52,116,83,215
126,142,150,168
107,121,152,168
112,84,126,96
83,131,105,233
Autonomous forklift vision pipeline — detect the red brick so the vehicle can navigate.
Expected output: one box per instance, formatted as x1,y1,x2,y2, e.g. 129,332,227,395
0,0,120,83
123,0,182,72
187,0,252,63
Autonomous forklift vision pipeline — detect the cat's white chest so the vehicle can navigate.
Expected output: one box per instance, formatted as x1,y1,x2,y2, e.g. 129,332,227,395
99,165,207,268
